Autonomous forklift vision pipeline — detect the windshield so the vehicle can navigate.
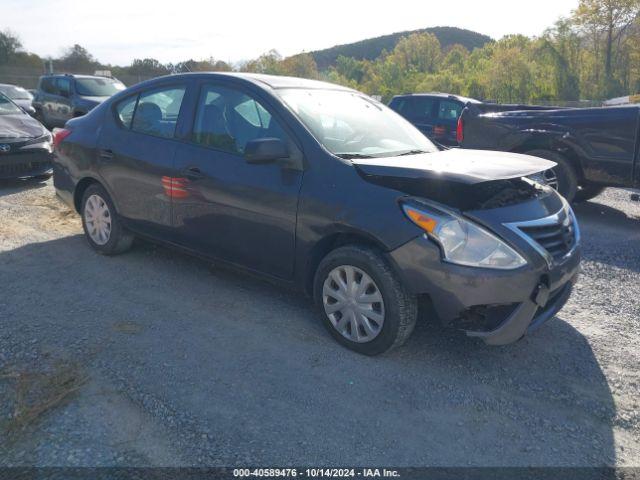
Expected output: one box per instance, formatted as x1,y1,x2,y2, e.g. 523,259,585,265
0,85,32,100
75,77,126,97
277,88,438,158
0,94,23,115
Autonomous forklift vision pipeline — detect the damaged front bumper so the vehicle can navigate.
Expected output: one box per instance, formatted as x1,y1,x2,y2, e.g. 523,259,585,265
386,207,581,345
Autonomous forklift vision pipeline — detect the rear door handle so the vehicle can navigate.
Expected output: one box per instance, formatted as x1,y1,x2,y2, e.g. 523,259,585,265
99,149,114,160
181,166,205,180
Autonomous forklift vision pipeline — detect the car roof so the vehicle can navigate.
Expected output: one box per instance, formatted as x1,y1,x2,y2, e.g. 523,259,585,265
393,92,481,104
41,74,117,80
145,72,357,92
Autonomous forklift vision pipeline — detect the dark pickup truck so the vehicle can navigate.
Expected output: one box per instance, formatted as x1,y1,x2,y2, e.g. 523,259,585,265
458,103,640,202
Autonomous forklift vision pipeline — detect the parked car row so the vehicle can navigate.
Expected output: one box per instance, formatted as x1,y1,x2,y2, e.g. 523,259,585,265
0,74,125,181
51,73,581,355
32,74,125,128
0,92,53,180
389,92,640,203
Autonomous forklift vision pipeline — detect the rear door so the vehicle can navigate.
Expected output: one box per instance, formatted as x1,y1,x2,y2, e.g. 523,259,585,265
97,82,189,238
171,81,304,279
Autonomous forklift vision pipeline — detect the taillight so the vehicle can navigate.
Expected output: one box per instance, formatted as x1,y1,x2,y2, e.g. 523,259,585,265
433,125,446,138
52,128,72,149
456,117,464,144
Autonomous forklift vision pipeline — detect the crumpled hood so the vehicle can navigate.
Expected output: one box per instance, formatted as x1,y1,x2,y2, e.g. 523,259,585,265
352,149,555,184
0,113,46,140
353,149,556,210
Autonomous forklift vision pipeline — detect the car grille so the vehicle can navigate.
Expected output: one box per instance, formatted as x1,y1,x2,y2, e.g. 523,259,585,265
0,161,51,177
516,209,577,263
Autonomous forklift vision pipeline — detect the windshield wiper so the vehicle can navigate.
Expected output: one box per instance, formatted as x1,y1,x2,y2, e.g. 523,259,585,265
335,153,377,159
396,149,429,156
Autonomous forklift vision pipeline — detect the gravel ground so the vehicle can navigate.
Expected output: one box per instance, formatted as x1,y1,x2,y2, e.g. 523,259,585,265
0,178,638,467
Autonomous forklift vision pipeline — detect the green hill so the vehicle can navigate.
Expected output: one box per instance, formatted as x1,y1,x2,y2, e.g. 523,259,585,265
310,26,493,70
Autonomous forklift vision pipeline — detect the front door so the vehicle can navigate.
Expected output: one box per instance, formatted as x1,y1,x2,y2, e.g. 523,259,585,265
172,82,304,279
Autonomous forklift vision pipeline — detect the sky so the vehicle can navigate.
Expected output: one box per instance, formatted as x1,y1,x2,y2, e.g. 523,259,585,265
2,0,578,66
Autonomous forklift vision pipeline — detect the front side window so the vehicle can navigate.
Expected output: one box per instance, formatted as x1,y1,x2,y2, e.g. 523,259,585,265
75,77,126,97
130,86,186,138
192,84,288,155
278,89,437,158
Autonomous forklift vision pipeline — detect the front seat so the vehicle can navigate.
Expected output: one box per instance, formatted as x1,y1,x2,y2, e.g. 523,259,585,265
197,104,236,151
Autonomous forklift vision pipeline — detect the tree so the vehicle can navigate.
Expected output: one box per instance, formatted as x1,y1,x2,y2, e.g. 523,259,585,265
129,58,170,77
0,30,22,65
280,53,318,78
57,44,97,72
573,0,640,95
242,50,283,74
487,46,532,102
388,33,441,74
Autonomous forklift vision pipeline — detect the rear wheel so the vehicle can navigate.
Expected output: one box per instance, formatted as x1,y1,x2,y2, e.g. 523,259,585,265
525,149,578,202
81,184,133,255
313,245,417,355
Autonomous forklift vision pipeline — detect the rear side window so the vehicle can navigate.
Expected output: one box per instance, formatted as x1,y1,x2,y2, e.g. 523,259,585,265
408,97,437,119
438,100,463,120
129,86,186,138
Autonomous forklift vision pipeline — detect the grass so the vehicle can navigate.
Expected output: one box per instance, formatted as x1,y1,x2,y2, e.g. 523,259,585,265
0,360,87,435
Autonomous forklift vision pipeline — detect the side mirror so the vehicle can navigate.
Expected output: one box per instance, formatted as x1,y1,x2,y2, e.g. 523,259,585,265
245,138,289,165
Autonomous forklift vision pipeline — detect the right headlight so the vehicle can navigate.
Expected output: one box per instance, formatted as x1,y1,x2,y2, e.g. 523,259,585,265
402,203,527,270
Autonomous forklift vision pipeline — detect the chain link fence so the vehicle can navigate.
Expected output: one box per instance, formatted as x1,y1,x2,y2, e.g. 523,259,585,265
0,65,152,89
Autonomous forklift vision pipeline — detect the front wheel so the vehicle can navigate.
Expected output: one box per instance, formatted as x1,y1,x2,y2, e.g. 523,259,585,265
525,149,578,202
313,245,418,355
81,184,133,255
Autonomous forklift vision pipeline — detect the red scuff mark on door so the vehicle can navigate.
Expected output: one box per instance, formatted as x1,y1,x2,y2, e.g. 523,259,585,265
161,176,190,199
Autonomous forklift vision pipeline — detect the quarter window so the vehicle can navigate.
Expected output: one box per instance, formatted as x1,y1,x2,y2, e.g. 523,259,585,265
130,86,186,138
191,84,288,155
115,95,138,129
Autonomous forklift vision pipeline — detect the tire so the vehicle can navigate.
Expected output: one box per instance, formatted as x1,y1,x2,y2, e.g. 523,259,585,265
525,149,578,203
313,245,418,355
574,185,606,203
81,183,133,255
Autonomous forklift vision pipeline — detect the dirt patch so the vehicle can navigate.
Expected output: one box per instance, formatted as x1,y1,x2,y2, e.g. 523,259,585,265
1,360,87,438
